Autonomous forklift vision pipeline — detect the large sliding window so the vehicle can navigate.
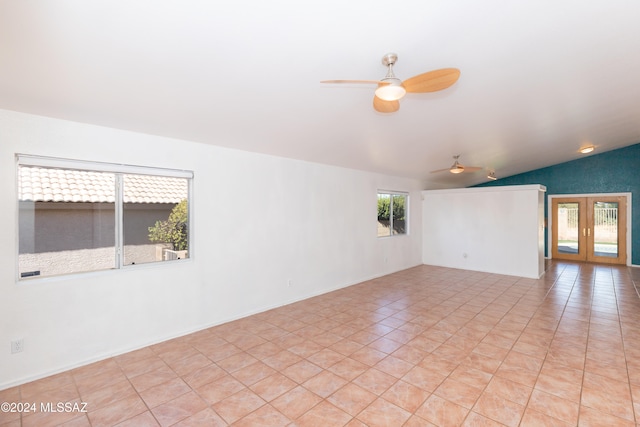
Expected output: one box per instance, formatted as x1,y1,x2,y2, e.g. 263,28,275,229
17,155,193,280
377,191,408,237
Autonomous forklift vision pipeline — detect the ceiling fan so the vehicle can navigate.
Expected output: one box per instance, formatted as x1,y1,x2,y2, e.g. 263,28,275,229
431,155,482,174
321,53,460,113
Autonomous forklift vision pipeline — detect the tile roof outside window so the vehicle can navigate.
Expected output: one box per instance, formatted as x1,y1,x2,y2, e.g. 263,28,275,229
18,166,187,204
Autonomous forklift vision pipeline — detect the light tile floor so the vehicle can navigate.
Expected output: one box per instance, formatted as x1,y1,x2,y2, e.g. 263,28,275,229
2,261,640,426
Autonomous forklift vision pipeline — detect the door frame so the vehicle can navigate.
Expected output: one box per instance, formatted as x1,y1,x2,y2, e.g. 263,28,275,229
548,192,632,265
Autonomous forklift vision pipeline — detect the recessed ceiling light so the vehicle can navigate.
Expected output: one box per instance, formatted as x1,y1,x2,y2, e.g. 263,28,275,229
579,145,595,154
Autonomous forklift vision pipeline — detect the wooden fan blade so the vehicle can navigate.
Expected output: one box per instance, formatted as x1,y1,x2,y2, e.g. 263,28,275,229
403,68,460,93
321,79,384,84
429,168,452,174
462,166,483,172
373,95,399,113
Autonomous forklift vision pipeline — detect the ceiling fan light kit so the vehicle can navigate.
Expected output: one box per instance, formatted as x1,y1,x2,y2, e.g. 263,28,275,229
448,155,466,174
321,52,460,112
374,53,407,101
375,81,406,101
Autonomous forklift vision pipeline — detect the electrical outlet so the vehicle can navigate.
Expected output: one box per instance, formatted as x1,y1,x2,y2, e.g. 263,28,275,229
11,339,24,354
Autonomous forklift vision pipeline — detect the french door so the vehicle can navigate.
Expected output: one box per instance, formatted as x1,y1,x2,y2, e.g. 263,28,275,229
551,196,627,264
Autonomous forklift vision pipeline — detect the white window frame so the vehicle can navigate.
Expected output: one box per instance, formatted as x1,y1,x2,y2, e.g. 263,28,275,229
377,190,409,237
16,154,194,281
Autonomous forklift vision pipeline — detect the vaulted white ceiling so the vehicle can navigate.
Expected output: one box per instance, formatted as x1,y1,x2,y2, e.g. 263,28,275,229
1,1,639,188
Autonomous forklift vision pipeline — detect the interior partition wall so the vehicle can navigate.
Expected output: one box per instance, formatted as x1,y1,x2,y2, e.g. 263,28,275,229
422,184,546,279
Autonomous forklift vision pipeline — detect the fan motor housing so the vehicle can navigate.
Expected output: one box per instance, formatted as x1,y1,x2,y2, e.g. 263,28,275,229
381,53,398,67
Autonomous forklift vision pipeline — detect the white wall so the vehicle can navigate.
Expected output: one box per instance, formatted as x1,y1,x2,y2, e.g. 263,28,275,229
422,185,546,279
0,109,423,389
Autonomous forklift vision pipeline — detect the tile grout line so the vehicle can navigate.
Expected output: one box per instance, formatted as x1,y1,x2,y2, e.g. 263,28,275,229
612,264,638,426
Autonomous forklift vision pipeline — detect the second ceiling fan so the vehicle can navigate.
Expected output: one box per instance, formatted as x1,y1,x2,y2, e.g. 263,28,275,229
431,155,482,174
321,53,460,113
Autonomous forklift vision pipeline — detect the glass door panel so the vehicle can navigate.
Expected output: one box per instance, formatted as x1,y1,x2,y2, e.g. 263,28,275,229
556,202,580,255
586,196,626,264
591,201,618,258
552,198,586,261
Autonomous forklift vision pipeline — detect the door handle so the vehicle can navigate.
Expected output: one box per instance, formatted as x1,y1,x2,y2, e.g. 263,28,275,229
588,228,591,237
583,228,586,237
